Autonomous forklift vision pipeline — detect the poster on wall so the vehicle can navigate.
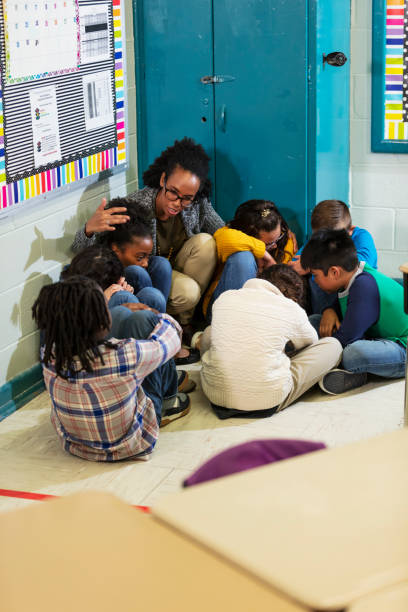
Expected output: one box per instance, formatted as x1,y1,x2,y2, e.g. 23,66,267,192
372,0,408,152
0,0,126,210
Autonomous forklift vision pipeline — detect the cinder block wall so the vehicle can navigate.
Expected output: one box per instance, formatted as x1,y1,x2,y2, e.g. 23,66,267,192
0,0,138,386
350,0,408,277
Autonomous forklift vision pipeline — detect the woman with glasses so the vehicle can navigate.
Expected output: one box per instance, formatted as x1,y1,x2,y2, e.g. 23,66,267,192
72,137,224,364
202,199,297,323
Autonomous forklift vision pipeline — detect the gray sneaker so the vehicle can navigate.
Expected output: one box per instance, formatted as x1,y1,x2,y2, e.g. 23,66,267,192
160,393,191,427
319,369,368,395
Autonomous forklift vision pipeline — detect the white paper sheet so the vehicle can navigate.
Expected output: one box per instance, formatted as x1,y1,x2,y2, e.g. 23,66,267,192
83,70,114,131
79,3,111,64
29,85,62,167
5,0,79,83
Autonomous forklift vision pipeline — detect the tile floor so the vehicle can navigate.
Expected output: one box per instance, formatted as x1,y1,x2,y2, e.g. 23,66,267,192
0,362,404,513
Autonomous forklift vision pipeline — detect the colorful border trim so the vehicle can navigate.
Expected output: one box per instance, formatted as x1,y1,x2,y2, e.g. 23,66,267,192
0,0,126,209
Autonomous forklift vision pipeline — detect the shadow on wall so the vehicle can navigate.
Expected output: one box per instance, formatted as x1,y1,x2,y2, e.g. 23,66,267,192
23,170,114,271
6,171,114,385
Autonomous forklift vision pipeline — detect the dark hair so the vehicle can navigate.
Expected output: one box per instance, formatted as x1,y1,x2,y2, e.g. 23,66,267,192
259,264,305,305
229,200,290,263
142,137,211,198
104,196,153,226
32,276,111,379
97,208,152,249
301,229,358,275
311,200,351,232
62,246,124,290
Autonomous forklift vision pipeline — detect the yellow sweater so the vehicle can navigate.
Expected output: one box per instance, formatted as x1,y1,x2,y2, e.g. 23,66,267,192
203,226,295,316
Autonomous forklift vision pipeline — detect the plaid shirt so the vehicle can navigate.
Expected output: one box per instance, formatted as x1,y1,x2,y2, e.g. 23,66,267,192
42,314,181,462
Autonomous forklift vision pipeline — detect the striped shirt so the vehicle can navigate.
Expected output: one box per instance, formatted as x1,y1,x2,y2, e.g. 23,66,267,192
42,314,181,462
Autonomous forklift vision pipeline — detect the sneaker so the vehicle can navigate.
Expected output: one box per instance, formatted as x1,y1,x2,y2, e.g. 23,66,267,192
160,393,191,427
319,369,368,395
177,370,196,393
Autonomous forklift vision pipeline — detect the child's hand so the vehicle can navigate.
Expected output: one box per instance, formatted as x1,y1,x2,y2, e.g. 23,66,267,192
319,308,341,337
257,250,276,271
85,198,129,237
122,302,159,315
118,277,134,293
104,284,122,301
288,255,309,276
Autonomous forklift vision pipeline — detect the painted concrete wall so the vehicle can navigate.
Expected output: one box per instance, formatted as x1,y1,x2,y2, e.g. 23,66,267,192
0,0,138,386
350,0,408,277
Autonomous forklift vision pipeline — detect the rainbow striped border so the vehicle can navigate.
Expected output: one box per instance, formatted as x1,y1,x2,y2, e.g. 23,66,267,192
384,0,408,140
0,0,126,210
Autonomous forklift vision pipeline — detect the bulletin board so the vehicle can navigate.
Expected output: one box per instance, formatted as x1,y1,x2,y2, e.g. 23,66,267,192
372,0,408,152
0,0,126,210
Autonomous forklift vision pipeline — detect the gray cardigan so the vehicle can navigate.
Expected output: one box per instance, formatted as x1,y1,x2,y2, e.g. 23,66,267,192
72,186,225,253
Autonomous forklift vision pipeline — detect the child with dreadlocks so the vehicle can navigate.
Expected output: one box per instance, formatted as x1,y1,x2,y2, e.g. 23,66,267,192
198,265,342,419
32,276,191,462
203,199,297,321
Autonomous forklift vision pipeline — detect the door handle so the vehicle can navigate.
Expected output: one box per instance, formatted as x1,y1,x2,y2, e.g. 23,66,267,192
219,104,226,132
322,52,347,67
200,75,236,84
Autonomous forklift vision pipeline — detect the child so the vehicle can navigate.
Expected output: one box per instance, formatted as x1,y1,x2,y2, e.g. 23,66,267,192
301,229,408,394
203,199,297,320
290,199,378,314
62,245,166,316
32,276,191,462
199,264,342,418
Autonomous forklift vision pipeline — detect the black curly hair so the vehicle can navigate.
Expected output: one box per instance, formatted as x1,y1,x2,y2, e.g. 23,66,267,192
258,264,305,305
229,200,291,263
62,246,124,290
32,276,111,379
142,137,212,198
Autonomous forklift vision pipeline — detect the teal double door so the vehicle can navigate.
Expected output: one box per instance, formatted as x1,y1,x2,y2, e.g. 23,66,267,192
133,0,350,242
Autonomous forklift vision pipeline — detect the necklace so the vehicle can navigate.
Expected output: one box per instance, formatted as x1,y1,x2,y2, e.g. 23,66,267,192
157,245,174,261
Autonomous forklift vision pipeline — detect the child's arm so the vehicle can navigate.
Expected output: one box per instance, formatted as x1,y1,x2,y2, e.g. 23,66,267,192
332,274,380,347
352,228,378,269
133,314,182,380
289,306,319,351
214,227,266,263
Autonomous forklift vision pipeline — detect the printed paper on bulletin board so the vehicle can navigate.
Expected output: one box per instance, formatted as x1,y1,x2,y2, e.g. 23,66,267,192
372,0,408,151
0,0,126,210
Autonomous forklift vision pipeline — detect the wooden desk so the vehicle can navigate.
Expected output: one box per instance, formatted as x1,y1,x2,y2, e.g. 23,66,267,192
153,429,408,611
399,262,408,425
0,491,305,612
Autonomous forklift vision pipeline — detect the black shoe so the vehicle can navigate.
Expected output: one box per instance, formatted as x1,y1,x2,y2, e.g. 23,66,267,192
319,369,368,395
177,370,197,393
160,393,191,427
175,348,200,366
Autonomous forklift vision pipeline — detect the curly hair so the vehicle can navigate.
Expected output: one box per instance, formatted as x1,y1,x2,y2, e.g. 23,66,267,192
62,246,124,290
229,200,291,263
258,264,305,305
142,137,212,198
32,276,111,379
104,197,153,226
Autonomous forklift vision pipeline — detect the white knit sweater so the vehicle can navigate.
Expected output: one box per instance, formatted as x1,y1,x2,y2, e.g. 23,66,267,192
200,278,318,411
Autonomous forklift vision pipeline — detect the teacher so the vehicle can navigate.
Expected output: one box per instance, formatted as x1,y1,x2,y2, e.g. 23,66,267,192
72,137,224,348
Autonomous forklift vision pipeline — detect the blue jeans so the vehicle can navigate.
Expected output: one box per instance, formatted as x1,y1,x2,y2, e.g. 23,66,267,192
108,287,166,313
107,308,177,424
207,251,258,322
308,314,406,378
124,256,172,304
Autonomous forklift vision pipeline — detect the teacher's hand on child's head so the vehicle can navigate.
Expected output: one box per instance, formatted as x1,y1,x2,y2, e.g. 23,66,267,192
257,250,276,272
288,255,309,276
85,198,130,237
122,302,159,315
319,308,341,338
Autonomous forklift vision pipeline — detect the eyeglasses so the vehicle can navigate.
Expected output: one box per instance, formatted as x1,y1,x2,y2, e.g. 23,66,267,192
267,233,285,248
163,179,196,208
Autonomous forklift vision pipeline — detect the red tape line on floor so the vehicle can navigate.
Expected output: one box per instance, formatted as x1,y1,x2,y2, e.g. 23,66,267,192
0,488,150,512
